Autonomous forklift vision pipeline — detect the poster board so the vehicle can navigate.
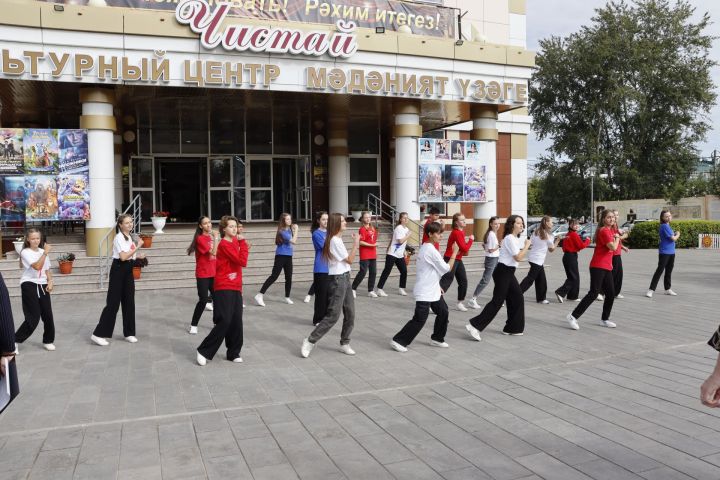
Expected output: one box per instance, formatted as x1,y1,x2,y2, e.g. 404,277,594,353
417,138,488,203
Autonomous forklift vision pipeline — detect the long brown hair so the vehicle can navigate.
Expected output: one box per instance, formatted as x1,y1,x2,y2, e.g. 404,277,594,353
396,212,408,227
22,228,44,250
322,213,344,262
311,211,327,233
483,216,499,245
360,211,375,231
451,212,464,230
503,215,524,239
535,215,552,240
660,209,671,224
219,215,239,238
594,209,614,244
187,216,210,255
275,213,291,245
116,214,132,241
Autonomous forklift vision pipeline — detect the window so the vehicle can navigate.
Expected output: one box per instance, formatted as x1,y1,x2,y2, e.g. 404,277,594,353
348,155,380,211
211,102,245,154
348,117,379,154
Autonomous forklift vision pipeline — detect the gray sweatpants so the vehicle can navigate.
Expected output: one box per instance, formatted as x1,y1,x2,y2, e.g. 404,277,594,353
308,272,354,345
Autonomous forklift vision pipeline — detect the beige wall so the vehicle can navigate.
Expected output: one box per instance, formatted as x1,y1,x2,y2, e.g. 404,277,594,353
596,196,720,223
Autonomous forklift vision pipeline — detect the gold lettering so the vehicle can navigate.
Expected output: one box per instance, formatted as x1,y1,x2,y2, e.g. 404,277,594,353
307,66,327,89
23,51,43,77
74,54,94,79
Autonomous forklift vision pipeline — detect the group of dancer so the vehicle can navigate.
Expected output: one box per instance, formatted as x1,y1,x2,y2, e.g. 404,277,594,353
8,207,681,366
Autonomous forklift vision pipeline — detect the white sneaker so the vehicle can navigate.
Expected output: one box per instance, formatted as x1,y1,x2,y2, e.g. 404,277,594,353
555,292,565,304
430,339,449,348
596,294,605,301
646,290,654,298
43,343,56,351
457,302,468,312
574,298,582,302
540,300,550,304
615,294,625,299
465,324,482,341
468,298,481,309
601,320,617,328
304,295,312,303
368,291,378,298
284,297,294,304
301,338,314,358
339,344,356,355
398,288,407,296
90,335,109,346
232,357,243,363
125,336,138,343
377,288,388,297
665,289,677,296
390,340,408,352
255,293,266,307
352,290,357,299
502,332,524,336
566,314,580,330
205,302,214,311
188,326,198,335
12,346,18,355
196,352,207,366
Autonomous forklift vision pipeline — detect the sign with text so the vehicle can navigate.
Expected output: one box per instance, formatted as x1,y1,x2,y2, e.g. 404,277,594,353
417,138,488,203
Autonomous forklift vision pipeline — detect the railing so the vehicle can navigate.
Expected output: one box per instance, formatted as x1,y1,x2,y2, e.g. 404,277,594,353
98,194,141,289
366,194,423,245
698,233,720,249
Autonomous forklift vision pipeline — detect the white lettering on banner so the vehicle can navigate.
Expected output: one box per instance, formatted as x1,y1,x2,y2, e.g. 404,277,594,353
176,0,358,58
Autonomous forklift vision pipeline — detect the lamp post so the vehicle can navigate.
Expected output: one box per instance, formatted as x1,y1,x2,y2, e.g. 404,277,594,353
588,166,596,226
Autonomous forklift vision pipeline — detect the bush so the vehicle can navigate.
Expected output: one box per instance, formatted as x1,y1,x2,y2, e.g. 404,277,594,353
627,220,720,249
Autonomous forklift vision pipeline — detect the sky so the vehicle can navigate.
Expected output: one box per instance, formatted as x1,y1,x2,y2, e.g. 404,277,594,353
525,0,720,172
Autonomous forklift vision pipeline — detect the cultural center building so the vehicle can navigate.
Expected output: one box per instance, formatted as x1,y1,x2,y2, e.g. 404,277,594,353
0,0,533,255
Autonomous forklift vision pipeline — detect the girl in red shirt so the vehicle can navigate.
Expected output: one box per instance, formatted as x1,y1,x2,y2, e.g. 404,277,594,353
566,210,621,330
196,215,249,366
554,218,591,302
440,213,474,312
351,211,379,298
187,216,217,335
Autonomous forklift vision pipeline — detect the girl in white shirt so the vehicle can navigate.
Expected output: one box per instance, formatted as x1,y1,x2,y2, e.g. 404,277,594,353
469,216,501,309
91,214,144,346
301,213,360,358
14,228,56,351
519,216,560,304
376,212,412,297
466,215,531,340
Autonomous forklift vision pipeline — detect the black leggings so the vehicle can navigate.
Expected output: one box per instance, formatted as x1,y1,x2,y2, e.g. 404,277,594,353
260,255,293,297
469,263,524,334
572,267,615,321
93,259,135,338
197,291,243,361
649,253,675,291
312,273,329,325
440,257,468,301
191,277,214,327
520,262,547,302
612,255,623,295
377,255,407,289
352,259,377,292
15,282,54,344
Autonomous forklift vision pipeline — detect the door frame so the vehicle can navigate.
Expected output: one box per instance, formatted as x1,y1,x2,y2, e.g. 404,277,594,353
129,155,155,223
207,155,234,221
246,155,311,222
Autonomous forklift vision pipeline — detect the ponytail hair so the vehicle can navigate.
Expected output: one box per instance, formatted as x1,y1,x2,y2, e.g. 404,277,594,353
322,213,344,262
187,216,209,255
483,216,499,245
116,214,132,241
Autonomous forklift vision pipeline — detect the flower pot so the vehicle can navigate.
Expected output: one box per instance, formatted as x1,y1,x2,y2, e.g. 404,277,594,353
140,236,153,248
132,266,142,280
404,255,411,266
151,216,166,234
351,211,362,223
58,261,73,275
13,241,24,255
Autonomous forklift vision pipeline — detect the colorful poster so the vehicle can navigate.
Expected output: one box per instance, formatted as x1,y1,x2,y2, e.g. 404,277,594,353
435,139,450,161
25,175,59,221
57,174,91,220
464,165,487,202
1,176,26,222
418,164,443,202
58,129,89,173
442,165,463,201
418,138,436,162
0,129,24,174
451,140,465,161
465,140,481,161
23,129,59,174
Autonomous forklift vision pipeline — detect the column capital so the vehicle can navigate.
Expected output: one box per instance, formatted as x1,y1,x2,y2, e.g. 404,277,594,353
80,115,117,131
470,104,498,120
393,100,421,115
393,124,423,138
79,87,115,105
471,128,498,141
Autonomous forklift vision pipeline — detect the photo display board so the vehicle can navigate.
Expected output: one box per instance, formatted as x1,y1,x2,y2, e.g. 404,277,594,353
417,138,487,203
0,129,90,221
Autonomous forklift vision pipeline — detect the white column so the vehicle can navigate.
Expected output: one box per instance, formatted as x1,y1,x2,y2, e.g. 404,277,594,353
113,133,123,210
327,98,348,215
393,100,421,222
389,139,396,207
471,104,498,238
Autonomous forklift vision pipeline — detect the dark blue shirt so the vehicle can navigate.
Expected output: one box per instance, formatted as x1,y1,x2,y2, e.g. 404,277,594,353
659,223,676,254
312,229,328,273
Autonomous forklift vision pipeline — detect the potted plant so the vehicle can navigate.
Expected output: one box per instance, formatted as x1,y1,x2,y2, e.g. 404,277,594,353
404,245,416,266
151,211,169,234
13,236,24,255
132,257,149,280
350,205,364,222
57,252,76,274
139,232,153,248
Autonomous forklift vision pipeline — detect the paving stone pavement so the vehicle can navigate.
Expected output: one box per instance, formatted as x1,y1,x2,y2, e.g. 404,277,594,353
1,248,719,479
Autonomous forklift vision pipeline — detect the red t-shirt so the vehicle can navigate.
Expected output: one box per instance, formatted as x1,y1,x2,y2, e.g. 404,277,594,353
612,225,623,256
214,237,249,292
422,219,440,251
443,229,473,261
358,226,378,260
589,227,615,270
194,233,217,278
562,230,590,253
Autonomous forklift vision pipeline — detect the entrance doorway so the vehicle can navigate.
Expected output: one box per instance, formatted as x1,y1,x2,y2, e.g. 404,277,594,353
247,157,311,222
159,160,206,222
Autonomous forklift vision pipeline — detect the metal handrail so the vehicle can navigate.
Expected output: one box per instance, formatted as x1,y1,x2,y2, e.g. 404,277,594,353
98,194,141,289
366,194,423,245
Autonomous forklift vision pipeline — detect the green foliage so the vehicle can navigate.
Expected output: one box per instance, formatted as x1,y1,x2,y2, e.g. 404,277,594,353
627,220,720,248
527,177,545,216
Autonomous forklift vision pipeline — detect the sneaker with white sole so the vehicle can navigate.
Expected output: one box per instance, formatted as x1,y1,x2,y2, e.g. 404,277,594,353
398,288,407,296
457,302,468,312
646,290,654,298
390,340,408,352
465,324,482,341
352,290,357,299
188,326,198,335
304,295,312,303
665,289,677,296
596,294,605,301
540,300,550,304
574,298,582,302
301,338,314,358
555,292,565,304
255,293,266,307
566,314,580,330
615,294,625,299
90,335,109,346
43,343,56,351
284,297,294,304
502,332,524,336
468,298,481,309
430,339,449,348
125,336,138,343
339,344,356,355
601,320,617,328
377,288,388,297
205,302,214,311
196,352,207,366
368,291,378,298
232,357,243,363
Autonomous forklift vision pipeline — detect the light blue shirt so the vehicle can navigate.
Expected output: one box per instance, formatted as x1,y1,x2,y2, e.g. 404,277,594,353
276,229,293,256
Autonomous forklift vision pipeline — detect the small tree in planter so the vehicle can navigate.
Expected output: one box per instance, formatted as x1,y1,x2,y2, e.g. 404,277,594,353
57,252,76,274
139,232,153,248
132,257,149,280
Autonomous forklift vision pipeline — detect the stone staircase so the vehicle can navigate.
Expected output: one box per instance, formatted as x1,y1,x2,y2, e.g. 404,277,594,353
0,222,490,297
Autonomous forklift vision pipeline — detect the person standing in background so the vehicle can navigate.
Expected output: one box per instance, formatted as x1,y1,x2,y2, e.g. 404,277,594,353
646,210,680,298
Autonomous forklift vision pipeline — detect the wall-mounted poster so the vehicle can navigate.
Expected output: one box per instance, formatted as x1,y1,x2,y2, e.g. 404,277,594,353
442,165,464,201
465,140,481,161
58,129,89,173
435,139,449,161
418,138,435,162
23,129,59,174
57,174,91,220
464,165,487,202
418,164,443,202
451,140,465,161
0,129,24,174
1,176,26,222
25,175,58,220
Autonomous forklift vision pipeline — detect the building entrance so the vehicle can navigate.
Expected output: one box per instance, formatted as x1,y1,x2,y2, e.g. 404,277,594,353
159,159,205,222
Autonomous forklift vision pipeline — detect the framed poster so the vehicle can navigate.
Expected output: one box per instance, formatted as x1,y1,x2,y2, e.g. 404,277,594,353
58,129,89,174
25,175,59,221
417,138,488,203
0,129,24,174
23,129,59,175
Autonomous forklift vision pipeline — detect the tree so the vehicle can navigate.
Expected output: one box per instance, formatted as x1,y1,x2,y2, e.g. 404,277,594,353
530,0,716,205
526,176,545,216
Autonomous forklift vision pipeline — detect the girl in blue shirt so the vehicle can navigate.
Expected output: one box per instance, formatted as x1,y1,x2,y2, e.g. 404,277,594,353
255,213,298,306
304,212,329,325
646,210,680,298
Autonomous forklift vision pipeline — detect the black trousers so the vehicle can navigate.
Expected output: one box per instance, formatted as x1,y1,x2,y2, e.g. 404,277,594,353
352,259,377,291
197,290,243,361
15,282,54,344
377,255,407,289
556,252,580,300
612,255,623,295
260,254,293,297
469,263,524,334
191,277,214,327
572,267,615,321
649,253,675,291
312,272,329,326
93,259,135,338
440,257,468,301
308,282,315,296
393,297,449,346
520,262,547,303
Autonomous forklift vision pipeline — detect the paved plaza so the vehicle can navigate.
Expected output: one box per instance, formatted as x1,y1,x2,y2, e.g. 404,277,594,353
1,248,719,479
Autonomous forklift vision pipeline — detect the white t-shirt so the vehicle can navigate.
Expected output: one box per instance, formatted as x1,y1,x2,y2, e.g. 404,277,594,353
527,232,555,266
484,231,500,258
20,248,50,285
413,243,451,302
498,234,522,268
113,232,137,260
328,235,351,275
387,225,410,258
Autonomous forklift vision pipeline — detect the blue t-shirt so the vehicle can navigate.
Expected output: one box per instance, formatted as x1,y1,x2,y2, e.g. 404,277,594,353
276,229,293,256
312,229,328,273
659,223,676,254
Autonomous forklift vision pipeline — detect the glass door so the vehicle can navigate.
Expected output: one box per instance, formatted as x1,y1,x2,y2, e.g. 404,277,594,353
129,156,155,222
208,156,232,221
297,156,311,221
247,157,273,220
